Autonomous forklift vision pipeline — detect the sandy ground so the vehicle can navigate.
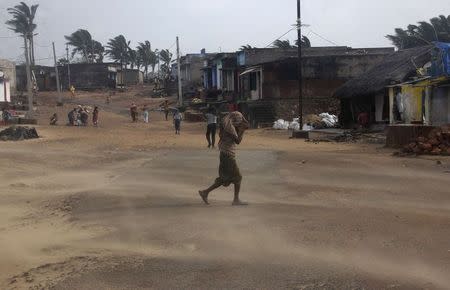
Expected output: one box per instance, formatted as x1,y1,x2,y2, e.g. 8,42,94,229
1,90,450,290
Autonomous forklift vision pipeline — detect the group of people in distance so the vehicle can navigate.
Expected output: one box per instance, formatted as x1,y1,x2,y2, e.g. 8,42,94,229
65,105,99,127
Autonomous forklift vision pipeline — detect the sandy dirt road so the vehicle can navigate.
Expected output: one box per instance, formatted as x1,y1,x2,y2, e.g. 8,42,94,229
1,92,450,289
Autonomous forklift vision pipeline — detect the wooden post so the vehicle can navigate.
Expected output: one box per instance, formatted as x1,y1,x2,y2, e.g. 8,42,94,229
297,0,303,128
424,86,432,125
389,87,394,125
176,36,182,106
53,42,62,105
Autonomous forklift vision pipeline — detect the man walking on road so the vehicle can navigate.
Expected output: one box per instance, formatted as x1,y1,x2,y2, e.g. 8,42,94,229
199,111,250,206
205,108,218,148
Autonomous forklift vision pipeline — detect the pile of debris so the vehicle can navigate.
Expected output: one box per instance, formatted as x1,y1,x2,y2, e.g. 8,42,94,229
0,126,39,141
274,113,338,131
403,127,450,155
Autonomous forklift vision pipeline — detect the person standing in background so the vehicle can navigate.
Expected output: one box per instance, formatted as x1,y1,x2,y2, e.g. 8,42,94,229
69,85,76,98
173,109,182,135
162,100,170,121
204,107,218,148
143,105,149,123
93,107,99,127
130,103,138,123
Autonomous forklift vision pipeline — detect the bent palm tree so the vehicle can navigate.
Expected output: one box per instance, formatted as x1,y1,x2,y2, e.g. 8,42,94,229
106,35,130,67
6,1,38,114
159,49,172,75
137,41,152,79
6,2,38,65
65,29,104,63
240,44,256,51
272,39,294,49
107,35,133,86
386,15,450,49
296,36,312,48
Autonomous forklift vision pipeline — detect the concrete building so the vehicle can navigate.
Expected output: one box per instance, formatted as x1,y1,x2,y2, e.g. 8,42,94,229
59,63,120,90
117,69,144,86
180,54,205,86
0,59,16,101
237,47,394,126
16,65,56,92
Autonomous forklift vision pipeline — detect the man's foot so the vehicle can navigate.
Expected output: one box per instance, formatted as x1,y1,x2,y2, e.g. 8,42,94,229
232,200,248,206
199,191,210,205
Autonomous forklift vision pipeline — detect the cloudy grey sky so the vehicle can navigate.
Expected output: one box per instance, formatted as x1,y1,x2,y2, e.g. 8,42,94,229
0,0,449,65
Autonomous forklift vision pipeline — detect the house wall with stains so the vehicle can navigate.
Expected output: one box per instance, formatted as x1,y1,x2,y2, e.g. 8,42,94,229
0,59,16,94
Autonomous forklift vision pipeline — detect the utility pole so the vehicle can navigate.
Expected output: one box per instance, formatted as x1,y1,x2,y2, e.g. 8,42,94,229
66,44,71,89
297,0,303,129
24,35,33,117
52,42,62,105
176,36,182,106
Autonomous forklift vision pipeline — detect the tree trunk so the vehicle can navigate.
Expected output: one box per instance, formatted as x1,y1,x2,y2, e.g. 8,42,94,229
31,37,35,66
24,36,34,117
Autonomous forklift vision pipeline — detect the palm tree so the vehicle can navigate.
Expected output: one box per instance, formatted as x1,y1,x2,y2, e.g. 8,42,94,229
65,29,104,63
272,36,312,49
386,15,450,49
158,49,172,76
137,41,152,79
295,36,312,48
159,49,172,65
272,39,294,49
107,35,134,86
157,49,172,87
128,49,138,69
240,44,256,51
150,50,158,75
6,1,38,115
5,2,38,65
106,35,130,68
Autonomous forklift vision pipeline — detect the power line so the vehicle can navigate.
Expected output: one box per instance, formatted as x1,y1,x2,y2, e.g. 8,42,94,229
34,42,52,48
308,29,339,46
167,41,177,51
0,35,19,39
264,28,296,48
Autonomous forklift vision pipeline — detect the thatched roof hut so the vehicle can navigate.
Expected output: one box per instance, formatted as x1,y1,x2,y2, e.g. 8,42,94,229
334,45,433,99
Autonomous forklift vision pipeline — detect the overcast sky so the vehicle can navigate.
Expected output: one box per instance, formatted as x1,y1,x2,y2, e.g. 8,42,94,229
0,0,449,65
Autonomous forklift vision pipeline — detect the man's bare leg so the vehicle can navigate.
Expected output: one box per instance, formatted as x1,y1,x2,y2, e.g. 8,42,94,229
199,182,221,205
232,182,248,206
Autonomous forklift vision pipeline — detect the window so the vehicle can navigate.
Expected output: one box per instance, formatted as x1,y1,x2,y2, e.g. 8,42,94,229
250,72,257,91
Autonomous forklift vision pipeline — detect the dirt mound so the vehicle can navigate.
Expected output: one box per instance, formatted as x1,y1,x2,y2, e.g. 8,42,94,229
0,126,39,141
403,126,450,156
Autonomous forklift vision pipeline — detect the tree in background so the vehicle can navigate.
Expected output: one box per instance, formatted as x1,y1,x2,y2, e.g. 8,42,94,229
57,58,69,66
240,44,256,51
272,39,294,49
272,36,311,49
158,49,172,74
149,49,158,75
137,41,153,79
6,1,38,115
296,36,312,48
386,15,450,49
65,29,104,63
106,35,131,69
5,2,38,66
128,49,138,69
158,49,172,86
